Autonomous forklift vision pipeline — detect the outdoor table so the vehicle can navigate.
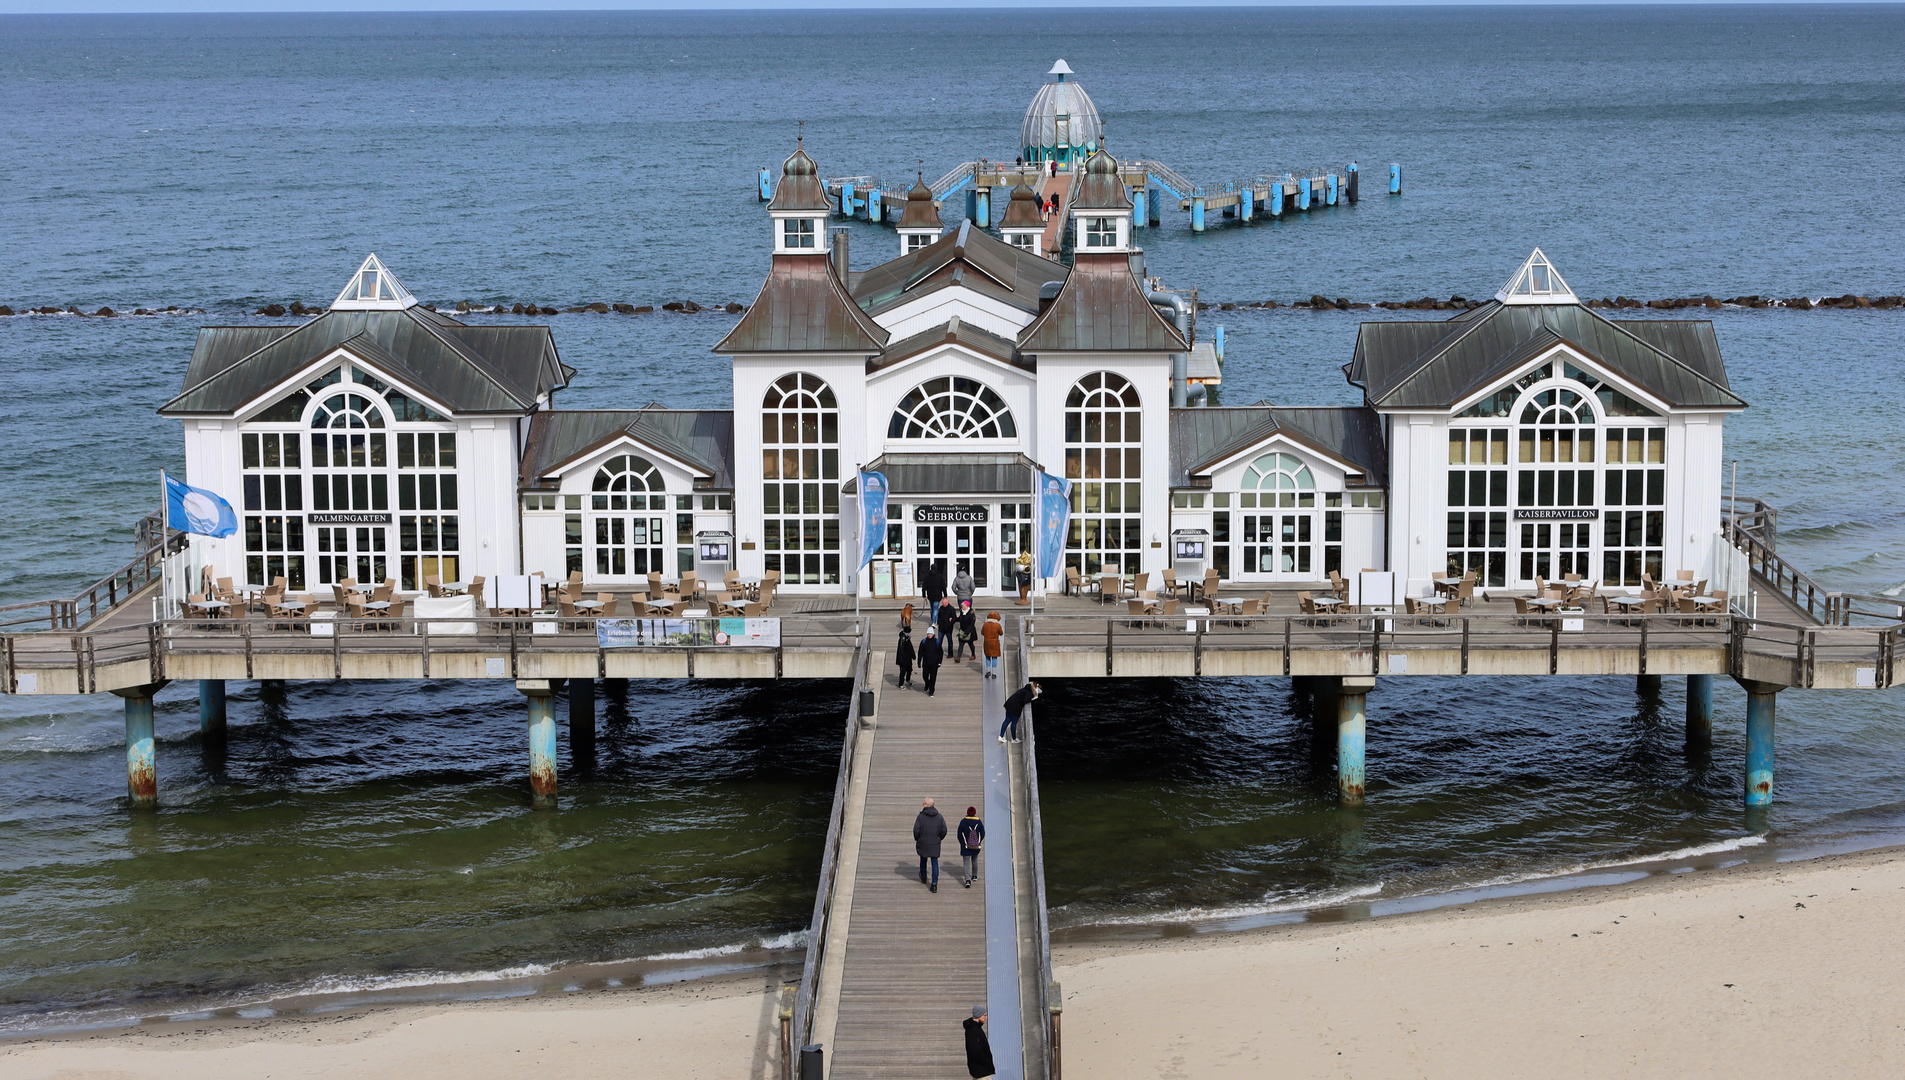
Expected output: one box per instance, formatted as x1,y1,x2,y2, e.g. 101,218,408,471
194,599,230,617
1310,596,1343,610
1414,596,1448,610
278,600,307,612
440,581,468,595
573,599,605,613
1526,596,1562,610
682,608,709,619
1432,576,1462,595
1607,595,1647,610
1214,596,1246,614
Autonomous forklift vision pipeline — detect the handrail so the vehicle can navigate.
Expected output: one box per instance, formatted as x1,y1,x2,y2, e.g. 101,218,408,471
1128,159,1198,201
0,528,188,632
1018,618,1058,1080
930,161,978,199
1722,515,1829,623
790,618,871,1070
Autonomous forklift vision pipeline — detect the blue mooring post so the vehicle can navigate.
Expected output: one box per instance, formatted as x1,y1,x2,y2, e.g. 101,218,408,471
1327,173,1339,206
1267,183,1282,218
1686,674,1714,742
839,181,854,219
1741,680,1780,809
758,167,772,201
1214,325,1226,364
1389,163,1402,195
198,679,226,740
1337,677,1374,806
974,187,990,227
964,188,977,223
1296,178,1311,212
523,681,558,808
1346,161,1359,204
1191,195,1206,232
1241,187,1254,222
118,687,158,809
1131,187,1145,228
868,188,882,225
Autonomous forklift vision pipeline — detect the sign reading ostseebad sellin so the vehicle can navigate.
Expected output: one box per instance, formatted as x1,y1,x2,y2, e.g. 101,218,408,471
597,618,782,649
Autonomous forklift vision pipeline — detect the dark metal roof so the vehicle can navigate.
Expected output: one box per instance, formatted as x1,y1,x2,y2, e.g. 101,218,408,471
1070,148,1132,211
848,453,1037,496
869,315,1029,372
851,220,1066,318
520,408,735,490
162,307,568,416
1168,407,1389,488
999,182,1044,229
1347,301,1744,410
714,254,889,354
898,178,943,231
767,145,831,212
1017,252,1186,353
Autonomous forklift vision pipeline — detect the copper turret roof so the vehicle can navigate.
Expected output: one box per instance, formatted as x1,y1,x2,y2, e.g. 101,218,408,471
714,254,889,354
767,143,831,212
1017,252,1184,353
1070,147,1132,212
898,176,942,231
999,182,1044,229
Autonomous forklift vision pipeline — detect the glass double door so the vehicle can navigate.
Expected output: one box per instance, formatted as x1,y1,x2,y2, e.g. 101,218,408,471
1518,520,1594,583
591,513,665,582
315,525,387,585
1239,511,1315,578
915,522,988,591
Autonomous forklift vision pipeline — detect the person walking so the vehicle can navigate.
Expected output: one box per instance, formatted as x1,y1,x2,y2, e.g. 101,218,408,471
951,566,976,609
957,805,985,887
999,680,1040,743
956,601,978,662
965,1006,995,1079
918,626,944,697
936,596,957,645
914,797,946,892
895,626,916,689
1015,549,1033,605
923,562,946,619
980,611,1003,679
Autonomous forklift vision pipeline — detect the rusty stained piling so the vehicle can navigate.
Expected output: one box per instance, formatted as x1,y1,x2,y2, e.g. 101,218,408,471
1740,679,1782,809
114,683,163,808
520,680,558,807
1336,676,1375,807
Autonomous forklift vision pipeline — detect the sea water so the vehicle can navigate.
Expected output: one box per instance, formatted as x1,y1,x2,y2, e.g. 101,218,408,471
2,6,1904,1031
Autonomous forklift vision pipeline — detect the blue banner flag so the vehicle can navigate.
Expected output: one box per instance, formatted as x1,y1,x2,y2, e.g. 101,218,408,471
1034,469,1071,579
858,469,889,568
163,472,238,538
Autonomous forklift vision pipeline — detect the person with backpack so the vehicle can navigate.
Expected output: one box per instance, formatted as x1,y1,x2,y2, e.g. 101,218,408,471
980,611,1003,679
957,805,985,887
895,626,916,689
918,626,944,697
1000,681,1040,743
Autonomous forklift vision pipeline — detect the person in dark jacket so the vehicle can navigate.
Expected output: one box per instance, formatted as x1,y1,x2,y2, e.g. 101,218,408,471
895,627,915,688
918,626,944,696
923,561,945,613
965,1006,995,1079
957,805,985,887
936,597,957,645
955,601,978,662
999,680,1041,742
914,797,947,891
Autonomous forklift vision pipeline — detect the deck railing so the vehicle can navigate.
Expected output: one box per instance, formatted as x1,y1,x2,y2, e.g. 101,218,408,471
789,620,871,1076
1719,497,1895,626
0,528,187,634
1018,620,1059,1080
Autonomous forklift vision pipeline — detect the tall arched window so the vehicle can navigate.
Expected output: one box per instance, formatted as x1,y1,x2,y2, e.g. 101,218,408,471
1238,453,1326,577
306,391,391,586
589,454,666,578
762,373,841,585
1065,371,1142,575
888,377,1017,439
1515,386,1596,581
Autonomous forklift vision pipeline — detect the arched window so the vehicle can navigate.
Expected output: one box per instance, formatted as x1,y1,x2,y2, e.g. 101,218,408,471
587,455,666,578
1515,385,1598,582
1242,453,1314,506
888,377,1017,439
762,373,841,585
1064,372,1142,575
1236,452,1327,577
311,393,385,429
591,455,663,509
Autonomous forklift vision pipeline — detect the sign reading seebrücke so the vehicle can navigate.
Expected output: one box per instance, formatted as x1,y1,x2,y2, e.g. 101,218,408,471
913,504,989,523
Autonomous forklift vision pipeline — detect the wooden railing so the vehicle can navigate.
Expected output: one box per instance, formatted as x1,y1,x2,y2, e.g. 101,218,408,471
0,527,187,633
1722,494,1899,626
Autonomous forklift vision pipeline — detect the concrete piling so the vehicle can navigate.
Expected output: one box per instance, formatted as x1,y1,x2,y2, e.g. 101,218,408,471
520,680,558,808
1346,162,1359,204
1191,195,1205,233
198,679,226,740
1390,163,1402,195
1685,674,1714,742
569,677,596,765
114,684,163,809
1739,680,1781,809
1337,676,1375,806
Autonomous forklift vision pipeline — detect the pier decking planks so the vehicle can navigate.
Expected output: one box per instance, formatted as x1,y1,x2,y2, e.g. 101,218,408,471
828,651,992,1079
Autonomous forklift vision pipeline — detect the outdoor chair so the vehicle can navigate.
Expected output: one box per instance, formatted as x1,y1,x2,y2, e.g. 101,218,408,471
425,575,443,598
1455,572,1477,608
1160,568,1179,598
1199,571,1220,603
468,576,486,611
1101,575,1123,605
1065,567,1089,597
1132,572,1150,597
1328,570,1349,601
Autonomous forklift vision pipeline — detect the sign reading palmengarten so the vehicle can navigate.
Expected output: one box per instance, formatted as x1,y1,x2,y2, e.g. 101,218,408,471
596,618,782,648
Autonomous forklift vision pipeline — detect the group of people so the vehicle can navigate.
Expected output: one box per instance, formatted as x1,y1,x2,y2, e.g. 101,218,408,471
893,557,1039,693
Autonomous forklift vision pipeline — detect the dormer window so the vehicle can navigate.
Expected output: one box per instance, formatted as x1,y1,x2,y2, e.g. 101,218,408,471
1008,234,1036,251
905,233,932,253
783,218,817,249
1085,217,1117,247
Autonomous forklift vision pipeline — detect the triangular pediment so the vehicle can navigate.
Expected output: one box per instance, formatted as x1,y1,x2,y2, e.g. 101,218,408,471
330,253,418,311
1495,248,1577,306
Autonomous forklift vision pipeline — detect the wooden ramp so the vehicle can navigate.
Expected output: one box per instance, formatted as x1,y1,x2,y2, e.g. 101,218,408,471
816,640,1034,1079
1036,174,1072,258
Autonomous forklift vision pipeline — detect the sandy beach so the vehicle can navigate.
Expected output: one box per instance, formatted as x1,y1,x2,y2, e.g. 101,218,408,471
9,846,1905,1078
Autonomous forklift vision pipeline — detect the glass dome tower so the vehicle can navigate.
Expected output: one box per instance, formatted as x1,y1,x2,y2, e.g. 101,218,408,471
1020,60,1104,168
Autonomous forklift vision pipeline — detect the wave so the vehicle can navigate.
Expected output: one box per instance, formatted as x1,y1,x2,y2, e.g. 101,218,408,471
1067,881,1386,928
644,929,808,961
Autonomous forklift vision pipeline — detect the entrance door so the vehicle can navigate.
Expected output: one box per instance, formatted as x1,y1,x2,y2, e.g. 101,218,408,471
1239,511,1315,578
591,512,664,583
315,525,388,585
914,521,990,593
1518,520,1594,584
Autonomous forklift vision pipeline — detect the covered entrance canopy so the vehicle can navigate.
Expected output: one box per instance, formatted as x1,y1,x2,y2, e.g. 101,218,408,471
850,454,1042,596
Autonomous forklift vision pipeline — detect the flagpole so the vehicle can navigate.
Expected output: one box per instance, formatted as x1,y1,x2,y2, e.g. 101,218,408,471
159,469,169,617
853,464,862,626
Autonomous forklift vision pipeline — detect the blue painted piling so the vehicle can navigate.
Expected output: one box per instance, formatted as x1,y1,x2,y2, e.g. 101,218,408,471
1327,173,1339,206
1296,178,1311,212
1337,678,1373,806
1267,183,1282,218
1214,325,1225,364
964,188,977,223
123,691,156,807
758,168,773,201
1131,186,1145,227
1390,162,1402,195
868,188,882,225
1686,674,1713,741
1241,187,1254,222
974,187,990,227
1191,195,1205,232
1346,161,1359,204
527,688,558,807
840,181,854,219
198,679,226,738
1743,681,1778,809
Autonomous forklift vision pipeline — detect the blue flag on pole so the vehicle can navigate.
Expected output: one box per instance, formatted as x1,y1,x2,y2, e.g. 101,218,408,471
1034,469,1071,579
858,469,889,568
163,472,238,538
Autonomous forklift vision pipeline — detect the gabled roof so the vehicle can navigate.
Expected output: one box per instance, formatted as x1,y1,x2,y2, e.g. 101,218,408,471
767,144,830,213
1168,407,1389,488
868,315,1029,373
519,408,736,491
851,220,1066,318
1017,252,1186,353
714,254,889,354
1346,301,1744,411
162,306,569,416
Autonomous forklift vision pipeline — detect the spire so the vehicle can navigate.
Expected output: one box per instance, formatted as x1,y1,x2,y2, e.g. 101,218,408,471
1495,248,1578,305
1000,182,1044,230
1048,59,1074,80
898,171,942,232
768,136,830,213
329,253,417,311
1070,147,1131,212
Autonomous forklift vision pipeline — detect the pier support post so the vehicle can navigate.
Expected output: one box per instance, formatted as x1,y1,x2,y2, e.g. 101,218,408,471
1327,173,1339,206
569,677,596,765
974,187,990,227
839,181,854,220
1241,188,1254,222
520,680,558,808
1131,187,1145,228
1147,187,1160,226
198,679,226,741
113,683,166,809
1191,196,1205,233
1685,674,1714,742
1267,184,1282,218
1390,163,1402,195
758,167,773,201
1738,679,1781,809
1336,677,1375,806
1346,162,1359,204
1636,674,1662,696
1296,179,1311,212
